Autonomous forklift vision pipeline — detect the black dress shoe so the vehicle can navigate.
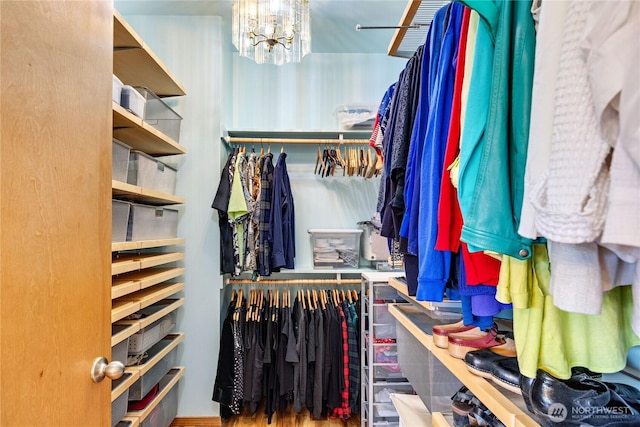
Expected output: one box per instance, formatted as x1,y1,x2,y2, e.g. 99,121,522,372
519,374,537,415
490,357,521,395
464,347,516,379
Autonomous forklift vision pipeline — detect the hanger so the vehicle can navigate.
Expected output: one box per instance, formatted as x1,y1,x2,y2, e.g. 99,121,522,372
280,145,285,154
362,148,370,178
346,289,353,304
351,289,358,302
315,146,323,174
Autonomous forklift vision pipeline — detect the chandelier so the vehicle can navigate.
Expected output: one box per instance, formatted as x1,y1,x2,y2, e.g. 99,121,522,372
232,0,311,65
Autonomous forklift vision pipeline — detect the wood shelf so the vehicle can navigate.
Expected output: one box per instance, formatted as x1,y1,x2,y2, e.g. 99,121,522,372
126,367,185,421
112,238,186,252
115,298,184,331
388,276,461,315
118,416,140,427
113,103,186,155
111,370,141,402
112,300,141,323
112,180,185,206
432,412,453,427
118,283,185,310
388,304,540,427
113,10,186,97
112,252,184,276
112,322,141,347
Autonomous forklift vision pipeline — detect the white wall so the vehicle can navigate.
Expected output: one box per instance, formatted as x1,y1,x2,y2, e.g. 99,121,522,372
121,13,406,417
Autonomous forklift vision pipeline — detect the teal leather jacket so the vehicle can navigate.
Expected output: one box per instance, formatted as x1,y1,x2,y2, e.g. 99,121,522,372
456,0,536,259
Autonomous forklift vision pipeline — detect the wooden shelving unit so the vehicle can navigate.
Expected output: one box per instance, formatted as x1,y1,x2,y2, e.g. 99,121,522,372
111,9,186,426
388,304,540,427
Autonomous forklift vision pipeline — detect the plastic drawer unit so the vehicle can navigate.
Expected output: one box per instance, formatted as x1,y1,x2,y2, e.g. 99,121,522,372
128,151,177,195
127,204,179,241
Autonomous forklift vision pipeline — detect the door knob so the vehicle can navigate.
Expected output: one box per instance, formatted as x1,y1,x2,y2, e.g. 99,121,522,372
90,356,125,383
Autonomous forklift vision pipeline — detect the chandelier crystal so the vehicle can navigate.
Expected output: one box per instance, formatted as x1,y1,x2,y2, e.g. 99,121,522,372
232,0,311,65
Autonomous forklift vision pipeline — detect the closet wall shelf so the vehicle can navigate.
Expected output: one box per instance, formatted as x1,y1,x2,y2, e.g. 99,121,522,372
112,237,186,252
115,298,185,331
388,304,540,427
388,276,462,315
113,103,186,155
117,283,185,310
112,180,185,205
113,10,186,97
432,412,453,427
112,322,140,348
112,252,185,276
119,417,140,427
113,267,184,291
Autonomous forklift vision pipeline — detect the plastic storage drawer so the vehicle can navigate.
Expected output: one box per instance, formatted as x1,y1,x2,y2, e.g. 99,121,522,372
133,86,182,142
127,204,179,241
112,200,131,242
373,304,395,324
113,138,131,183
121,85,145,118
372,285,402,302
139,372,180,427
128,151,177,195
111,383,130,427
128,340,178,400
372,323,396,340
308,229,363,269
128,311,177,356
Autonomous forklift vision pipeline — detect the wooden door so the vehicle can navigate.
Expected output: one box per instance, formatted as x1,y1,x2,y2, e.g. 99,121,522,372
1,1,113,425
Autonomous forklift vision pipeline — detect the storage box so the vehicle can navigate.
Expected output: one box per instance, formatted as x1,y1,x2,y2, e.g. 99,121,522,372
113,74,124,104
111,379,130,427
139,374,180,427
128,151,177,195
127,204,179,241
112,200,131,242
372,284,402,302
113,139,131,183
121,85,146,118
395,320,462,413
128,311,177,356
308,229,363,269
128,340,178,400
335,104,377,130
133,86,182,142
112,337,130,365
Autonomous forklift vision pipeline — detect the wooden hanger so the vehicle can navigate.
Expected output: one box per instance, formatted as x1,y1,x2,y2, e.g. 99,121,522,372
351,289,358,302
315,147,323,174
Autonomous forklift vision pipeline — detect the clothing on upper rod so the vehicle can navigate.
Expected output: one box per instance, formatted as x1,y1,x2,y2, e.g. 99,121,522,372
212,147,296,277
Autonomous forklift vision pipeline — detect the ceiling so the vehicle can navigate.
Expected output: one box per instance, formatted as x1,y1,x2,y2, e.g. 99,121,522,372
114,0,426,55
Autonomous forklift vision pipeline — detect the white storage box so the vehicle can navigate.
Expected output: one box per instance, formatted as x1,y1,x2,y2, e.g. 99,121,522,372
133,86,183,142
112,200,131,242
308,229,363,269
113,74,124,104
128,340,178,400
127,204,179,241
335,104,377,130
128,151,177,195
128,311,177,356
112,138,131,183
121,85,146,118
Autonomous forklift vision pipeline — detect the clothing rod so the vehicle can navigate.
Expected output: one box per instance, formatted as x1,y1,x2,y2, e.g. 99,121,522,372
226,278,361,286
355,23,429,31
227,136,369,145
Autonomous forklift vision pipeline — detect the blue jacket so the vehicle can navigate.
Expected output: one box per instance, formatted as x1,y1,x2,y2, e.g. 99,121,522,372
456,0,536,260
416,3,464,301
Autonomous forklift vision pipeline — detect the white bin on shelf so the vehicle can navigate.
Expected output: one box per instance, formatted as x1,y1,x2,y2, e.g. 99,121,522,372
128,311,177,356
121,85,146,118
127,150,177,195
113,74,124,104
308,229,363,269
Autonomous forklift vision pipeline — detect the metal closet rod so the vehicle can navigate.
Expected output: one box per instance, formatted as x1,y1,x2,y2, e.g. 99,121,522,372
227,136,369,145
226,278,361,286
355,23,430,31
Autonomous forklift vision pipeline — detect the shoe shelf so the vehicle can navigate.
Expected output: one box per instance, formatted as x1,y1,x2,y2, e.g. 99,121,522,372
116,417,139,427
388,276,462,316
431,412,453,427
389,393,432,426
388,303,540,427
112,237,186,253
112,252,185,276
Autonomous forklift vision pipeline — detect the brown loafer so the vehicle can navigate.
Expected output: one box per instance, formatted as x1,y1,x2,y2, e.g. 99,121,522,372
432,320,479,349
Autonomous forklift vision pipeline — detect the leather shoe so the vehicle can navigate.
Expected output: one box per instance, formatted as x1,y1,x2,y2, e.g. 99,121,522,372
448,327,505,359
433,319,479,349
490,357,521,395
464,339,517,378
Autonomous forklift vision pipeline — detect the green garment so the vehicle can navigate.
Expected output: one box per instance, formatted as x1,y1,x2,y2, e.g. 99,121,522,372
228,154,248,264
497,244,640,379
